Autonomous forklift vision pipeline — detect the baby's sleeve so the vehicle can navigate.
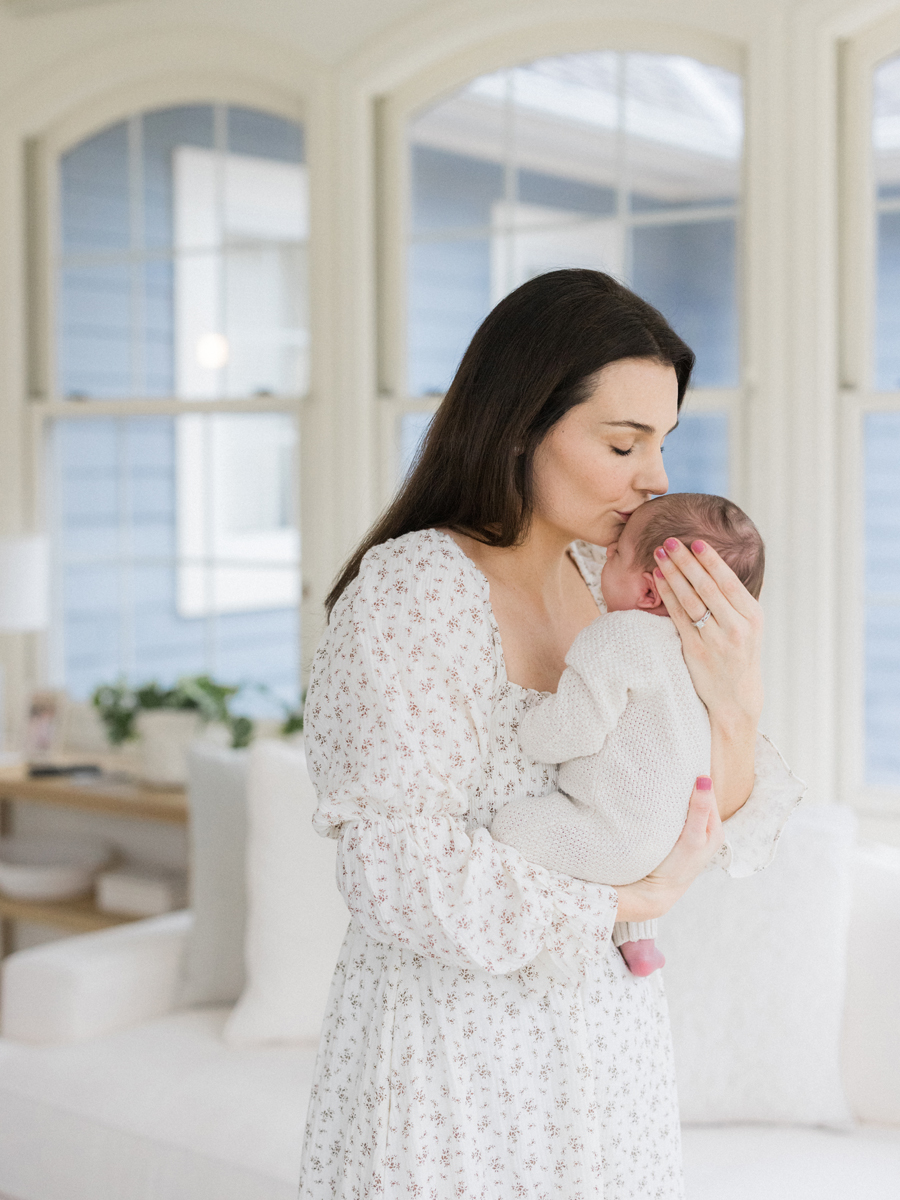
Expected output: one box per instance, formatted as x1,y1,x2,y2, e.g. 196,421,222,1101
519,612,644,765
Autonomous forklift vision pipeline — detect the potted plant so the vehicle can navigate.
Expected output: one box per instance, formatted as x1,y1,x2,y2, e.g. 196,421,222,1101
92,676,255,787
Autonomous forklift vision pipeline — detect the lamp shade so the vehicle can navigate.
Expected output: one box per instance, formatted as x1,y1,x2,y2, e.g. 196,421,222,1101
0,537,50,631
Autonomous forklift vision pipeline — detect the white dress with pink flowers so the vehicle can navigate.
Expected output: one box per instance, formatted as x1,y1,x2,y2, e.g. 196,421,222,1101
298,528,804,1200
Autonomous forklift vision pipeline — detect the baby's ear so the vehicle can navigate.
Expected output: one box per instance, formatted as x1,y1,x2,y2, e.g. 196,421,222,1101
636,572,662,610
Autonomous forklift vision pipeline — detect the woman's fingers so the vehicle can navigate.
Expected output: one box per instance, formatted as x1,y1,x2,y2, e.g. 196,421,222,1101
651,534,764,730
655,538,758,625
652,566,702,638
687,540,759,620
682,776,722,849
616,777,724,923
641,777,724,901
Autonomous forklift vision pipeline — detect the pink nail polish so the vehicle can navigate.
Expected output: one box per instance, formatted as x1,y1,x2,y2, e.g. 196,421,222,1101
696,776,712,791
655,546,667,559
664,537,680,552
654,568,664,579
692,540,706,554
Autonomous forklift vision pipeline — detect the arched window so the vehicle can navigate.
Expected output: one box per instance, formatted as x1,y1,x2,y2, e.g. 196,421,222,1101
394,51,742,495
49,103,306,710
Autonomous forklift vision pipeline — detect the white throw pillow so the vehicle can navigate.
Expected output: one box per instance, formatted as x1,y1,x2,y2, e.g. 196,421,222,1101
180,746,249,1007
223,740,349,1046
660,803,855,1128
842,842,900,1124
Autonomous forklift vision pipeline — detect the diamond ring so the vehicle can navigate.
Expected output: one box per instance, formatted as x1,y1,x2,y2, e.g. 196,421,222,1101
692,608,712,630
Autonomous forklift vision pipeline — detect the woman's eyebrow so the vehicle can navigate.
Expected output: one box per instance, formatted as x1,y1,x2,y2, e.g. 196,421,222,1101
602,419,680,435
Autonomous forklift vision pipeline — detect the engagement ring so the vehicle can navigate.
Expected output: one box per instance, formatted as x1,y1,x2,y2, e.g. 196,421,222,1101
692,608,712,630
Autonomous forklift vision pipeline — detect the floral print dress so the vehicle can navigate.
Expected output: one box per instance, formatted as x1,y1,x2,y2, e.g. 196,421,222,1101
298,529,804,1200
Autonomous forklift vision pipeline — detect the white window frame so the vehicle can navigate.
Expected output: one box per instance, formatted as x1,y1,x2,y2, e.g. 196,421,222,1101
839,18,900,815
24,84,310,696
374,31,748,513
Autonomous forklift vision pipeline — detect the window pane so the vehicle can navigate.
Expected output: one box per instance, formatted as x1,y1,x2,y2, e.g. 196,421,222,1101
873,58,900,387
58,105,308,400
144,259,175,395
52,414,300,711
632,221,738,388
662,411,730,496
54,106,305,710
399,411,434,479
408,238,490,396
408,51,742,395
623,53,741,211
172,144,309,399
873,57,900,203
227,107,304,163
875,211,900,389
864,412,900,785
411,147,504,232
60,122,130,254
59,264,132,398
142,106,215,250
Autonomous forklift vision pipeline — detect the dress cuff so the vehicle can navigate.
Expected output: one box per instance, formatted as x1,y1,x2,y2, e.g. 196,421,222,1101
713,732,807,879
530,872,618,987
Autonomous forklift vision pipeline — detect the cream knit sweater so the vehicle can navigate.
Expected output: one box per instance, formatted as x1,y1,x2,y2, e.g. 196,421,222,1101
491,609,711,941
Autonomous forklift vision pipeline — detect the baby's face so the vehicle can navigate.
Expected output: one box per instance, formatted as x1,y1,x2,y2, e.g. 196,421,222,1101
600,509,663,614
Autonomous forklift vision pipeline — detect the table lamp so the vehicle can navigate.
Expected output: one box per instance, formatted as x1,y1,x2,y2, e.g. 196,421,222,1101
0,536,50,757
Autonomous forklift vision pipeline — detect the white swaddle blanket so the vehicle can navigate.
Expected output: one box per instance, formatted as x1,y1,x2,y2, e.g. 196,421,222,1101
492,609,711,894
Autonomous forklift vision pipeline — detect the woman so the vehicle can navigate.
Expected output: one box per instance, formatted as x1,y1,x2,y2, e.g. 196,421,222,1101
299,270,803,1199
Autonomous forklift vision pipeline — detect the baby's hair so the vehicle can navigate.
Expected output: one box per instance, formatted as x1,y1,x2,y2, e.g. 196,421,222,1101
630,493,765,599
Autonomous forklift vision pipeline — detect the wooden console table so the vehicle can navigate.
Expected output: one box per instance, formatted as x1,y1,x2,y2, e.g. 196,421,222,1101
0,766,187,957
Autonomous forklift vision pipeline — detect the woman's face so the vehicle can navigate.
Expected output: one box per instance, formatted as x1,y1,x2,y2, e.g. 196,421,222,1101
530,357,679,549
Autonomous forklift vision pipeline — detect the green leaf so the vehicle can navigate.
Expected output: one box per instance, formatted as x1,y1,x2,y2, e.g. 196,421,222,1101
230,715,254,749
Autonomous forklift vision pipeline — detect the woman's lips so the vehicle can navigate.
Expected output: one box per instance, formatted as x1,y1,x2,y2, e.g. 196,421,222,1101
615,511,634,522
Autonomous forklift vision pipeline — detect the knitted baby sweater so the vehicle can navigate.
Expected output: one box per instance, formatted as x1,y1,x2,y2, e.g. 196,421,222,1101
492,609,711,887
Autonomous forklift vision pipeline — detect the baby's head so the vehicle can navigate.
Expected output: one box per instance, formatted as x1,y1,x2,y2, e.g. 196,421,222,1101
600,493,765,615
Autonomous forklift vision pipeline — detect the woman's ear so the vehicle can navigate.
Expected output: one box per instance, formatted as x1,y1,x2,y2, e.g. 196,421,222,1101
636,571,662,610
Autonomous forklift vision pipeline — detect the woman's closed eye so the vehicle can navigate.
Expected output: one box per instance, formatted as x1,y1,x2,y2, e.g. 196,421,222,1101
610,445,634,457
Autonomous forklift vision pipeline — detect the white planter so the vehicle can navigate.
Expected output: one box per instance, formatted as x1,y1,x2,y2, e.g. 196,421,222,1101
136,711,207,787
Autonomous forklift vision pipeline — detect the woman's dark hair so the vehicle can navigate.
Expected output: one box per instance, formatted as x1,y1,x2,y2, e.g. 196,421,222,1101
326,269,694,615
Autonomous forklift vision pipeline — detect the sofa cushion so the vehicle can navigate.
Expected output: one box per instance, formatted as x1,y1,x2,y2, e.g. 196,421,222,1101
0,1009,316,1200
0,911,191,1044
224,741,348,1046
0,1008,895,1200
661,804,855,1127
842,841,900,1124
180,747,249,1007
681,1124,900,1200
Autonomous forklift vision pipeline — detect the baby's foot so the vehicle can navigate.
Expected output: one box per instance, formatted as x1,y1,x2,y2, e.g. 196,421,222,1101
619,939,666,977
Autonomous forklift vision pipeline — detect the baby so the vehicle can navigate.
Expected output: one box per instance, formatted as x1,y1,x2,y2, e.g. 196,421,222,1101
491,492,765,976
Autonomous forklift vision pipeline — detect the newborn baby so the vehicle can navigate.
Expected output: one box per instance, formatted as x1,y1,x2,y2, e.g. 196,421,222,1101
491,492,765,976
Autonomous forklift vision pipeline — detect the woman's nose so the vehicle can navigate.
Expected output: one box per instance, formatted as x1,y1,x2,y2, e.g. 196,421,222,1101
637,455,668,498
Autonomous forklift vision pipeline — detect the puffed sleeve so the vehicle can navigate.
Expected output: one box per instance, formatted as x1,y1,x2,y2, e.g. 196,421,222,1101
714,734,808,877
304,532,618,978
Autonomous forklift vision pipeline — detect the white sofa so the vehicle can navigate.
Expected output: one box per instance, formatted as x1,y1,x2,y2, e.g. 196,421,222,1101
0,837,898,1199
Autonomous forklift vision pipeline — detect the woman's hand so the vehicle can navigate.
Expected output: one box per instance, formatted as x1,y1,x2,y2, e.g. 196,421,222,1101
614,777,724,924
652,537,762,819
652,537,763,724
